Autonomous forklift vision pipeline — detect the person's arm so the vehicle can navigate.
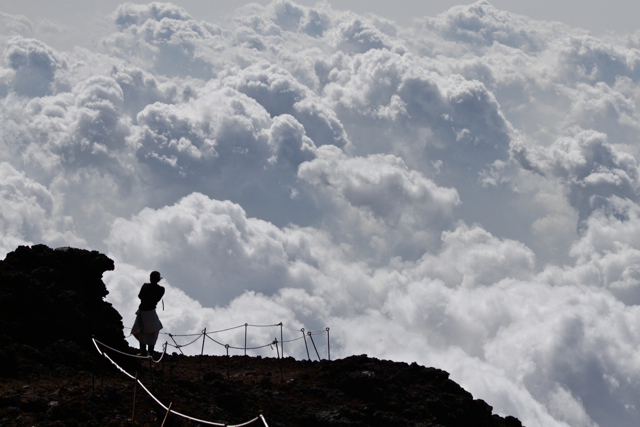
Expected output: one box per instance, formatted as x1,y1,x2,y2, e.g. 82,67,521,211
138,283,147,300
153,286,165,304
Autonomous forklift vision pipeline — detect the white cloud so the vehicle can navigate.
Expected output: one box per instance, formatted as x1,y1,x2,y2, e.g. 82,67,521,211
558,35,640,86
225,60,349,148
103,2,221,78
331,18,393,54
299,146,460,262
557,82,640,142
418,0,557,52
5,1,640,426
411,224,536,288
111,65,180,119
106,192,320,306
4,36,65,97
511,130,640,224
0,162,84,257
0,12,33,39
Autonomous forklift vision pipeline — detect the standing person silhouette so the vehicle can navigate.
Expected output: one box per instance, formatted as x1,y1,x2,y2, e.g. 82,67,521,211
132,271,165,357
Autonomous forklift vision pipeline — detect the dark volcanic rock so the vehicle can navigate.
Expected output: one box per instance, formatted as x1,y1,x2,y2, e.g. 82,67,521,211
0,244,127,367
303,355,521,427
0,245,524,427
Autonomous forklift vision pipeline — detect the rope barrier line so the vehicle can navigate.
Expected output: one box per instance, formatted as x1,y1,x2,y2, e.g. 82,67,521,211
129,322,292,333
206,332,305,347
155,331,320,355
228,344,273,351
204,333,275,351
246,323,282,328
129,322,321,338
281,336,305,344
124,322,329,359
161,332,203,337
306,332,325,338
92,339,267,427
94,339,167,364
125,325,205,338
207,324,249,334
204,334,228,348
167,334,203,349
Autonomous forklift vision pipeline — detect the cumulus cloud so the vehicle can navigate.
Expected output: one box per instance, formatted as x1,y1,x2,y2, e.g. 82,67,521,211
332,18,393,54
103,2,221,78
129,81,323,227
315,46,512,182
556,81,640,144
418,0,553,52
5,1,640,426
4,36,65,97
106,192,320,306
0,162,84,257
110,65,179,119
512,130,640,224
559,35,640,86
299,146,460,262
225,60,349,148
0,12,33,39
411,224,536,288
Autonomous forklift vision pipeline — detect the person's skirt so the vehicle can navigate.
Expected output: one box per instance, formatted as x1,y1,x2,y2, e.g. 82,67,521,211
131,309,163,345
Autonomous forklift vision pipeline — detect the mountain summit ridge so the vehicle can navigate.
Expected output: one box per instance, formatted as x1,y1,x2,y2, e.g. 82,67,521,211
0,245,523,427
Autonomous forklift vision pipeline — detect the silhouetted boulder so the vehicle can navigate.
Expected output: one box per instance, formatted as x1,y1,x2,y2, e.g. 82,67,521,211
0,245,127,369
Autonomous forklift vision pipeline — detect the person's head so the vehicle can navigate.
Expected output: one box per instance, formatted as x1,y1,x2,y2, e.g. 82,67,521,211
150,271,162,283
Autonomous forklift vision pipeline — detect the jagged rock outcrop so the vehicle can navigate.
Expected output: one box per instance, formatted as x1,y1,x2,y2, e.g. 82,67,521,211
0,244,127,374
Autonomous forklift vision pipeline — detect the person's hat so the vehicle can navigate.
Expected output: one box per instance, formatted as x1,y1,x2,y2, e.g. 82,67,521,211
150,271,162,281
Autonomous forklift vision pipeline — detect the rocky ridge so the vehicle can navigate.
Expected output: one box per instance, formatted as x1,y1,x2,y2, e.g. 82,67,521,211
0,245,523,427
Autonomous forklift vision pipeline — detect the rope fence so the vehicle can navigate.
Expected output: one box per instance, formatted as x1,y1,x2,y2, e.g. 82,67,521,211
96,338,168,363
124,322,331,361
92,339,269,427
93,322,329,425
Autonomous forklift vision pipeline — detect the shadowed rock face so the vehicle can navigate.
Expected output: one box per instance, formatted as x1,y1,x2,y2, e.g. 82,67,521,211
0,245,126,358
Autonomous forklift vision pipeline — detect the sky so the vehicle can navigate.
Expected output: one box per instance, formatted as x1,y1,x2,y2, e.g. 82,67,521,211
2,1,640,426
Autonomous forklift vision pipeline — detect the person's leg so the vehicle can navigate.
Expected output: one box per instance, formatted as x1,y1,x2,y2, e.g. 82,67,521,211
148,332,159,357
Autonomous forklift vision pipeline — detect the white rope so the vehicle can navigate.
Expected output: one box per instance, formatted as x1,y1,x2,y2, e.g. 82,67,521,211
94,339,167,363
204,333,276,351
163,332,203,337
281,336,305,344
167,334,203,349
153,343,168,363
246,323,281,328
126,322,328,356
207,324,246,334
92,338,265,427
306,330,327,335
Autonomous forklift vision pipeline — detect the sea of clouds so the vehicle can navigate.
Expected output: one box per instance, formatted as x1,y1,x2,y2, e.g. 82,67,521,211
3,1,640,426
